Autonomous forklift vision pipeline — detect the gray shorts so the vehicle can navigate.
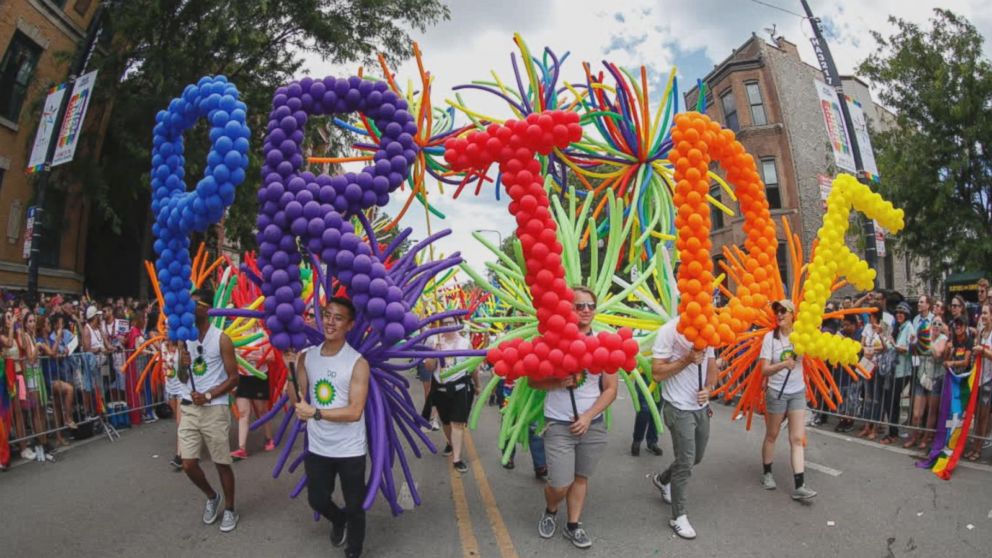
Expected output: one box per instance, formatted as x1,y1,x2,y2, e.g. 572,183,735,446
543,419,608,488
765,389,806,414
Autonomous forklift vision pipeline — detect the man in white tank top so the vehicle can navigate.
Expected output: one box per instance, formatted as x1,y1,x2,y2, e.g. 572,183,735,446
533,287,618,550
177,288,241,533
292,297,370,558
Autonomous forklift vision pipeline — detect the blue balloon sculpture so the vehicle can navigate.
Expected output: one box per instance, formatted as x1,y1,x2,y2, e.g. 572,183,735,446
150,75,251,340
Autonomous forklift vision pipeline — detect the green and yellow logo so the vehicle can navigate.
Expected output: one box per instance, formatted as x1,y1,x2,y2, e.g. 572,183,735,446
575,371,588,388
192,358,207,377
314,379,336,406
779,349,797,363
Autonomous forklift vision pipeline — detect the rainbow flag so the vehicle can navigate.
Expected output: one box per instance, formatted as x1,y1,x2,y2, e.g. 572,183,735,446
916,358,982,480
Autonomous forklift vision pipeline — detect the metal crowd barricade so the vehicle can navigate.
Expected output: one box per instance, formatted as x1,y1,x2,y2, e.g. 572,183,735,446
5,348,171,460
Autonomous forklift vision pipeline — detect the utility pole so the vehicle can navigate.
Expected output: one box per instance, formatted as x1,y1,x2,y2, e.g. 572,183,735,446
26,5,107,304
800,0,878,273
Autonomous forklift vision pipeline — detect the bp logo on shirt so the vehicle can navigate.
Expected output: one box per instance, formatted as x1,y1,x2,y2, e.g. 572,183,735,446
314,378,336,406
779,349,797,363
574,371,588,388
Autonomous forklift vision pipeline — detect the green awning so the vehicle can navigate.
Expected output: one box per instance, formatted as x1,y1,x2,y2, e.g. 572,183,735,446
945,271,986,286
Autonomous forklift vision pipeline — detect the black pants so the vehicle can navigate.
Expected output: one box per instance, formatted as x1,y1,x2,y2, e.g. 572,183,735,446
883,376,909,437
305,453,367,553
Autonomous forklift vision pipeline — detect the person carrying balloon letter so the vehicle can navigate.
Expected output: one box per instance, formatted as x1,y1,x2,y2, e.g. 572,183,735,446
533,287,618,550
424,316,479,474
758,300,816,501
293,297,370,558
650,317,717,540
176,288,241,533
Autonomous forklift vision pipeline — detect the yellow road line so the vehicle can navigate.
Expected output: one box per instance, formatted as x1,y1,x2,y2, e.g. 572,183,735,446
464,432,520,558
449,455,481,557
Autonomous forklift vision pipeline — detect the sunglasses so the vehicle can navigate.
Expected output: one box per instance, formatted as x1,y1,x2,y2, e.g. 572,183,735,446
951,303,962,308
195,299,210,308
575,303,596,311
775,308,792,315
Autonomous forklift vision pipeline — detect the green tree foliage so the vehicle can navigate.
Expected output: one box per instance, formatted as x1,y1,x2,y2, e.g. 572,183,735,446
858,9,992,277
76,0,448,293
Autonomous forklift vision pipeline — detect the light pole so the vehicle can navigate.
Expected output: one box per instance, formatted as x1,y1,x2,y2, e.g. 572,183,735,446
473,229,503,247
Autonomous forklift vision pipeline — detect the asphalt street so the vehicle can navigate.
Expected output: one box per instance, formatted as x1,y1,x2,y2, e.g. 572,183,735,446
2,382,991,558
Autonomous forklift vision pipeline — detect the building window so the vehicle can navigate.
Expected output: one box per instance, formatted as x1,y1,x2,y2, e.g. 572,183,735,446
883,250,894,290
745,81,767,126
49,0,69,8
760,157,781,209
0,169,5,196
710,184,724,230
776,241,790,294
37,187,66,268
0,32,43,123
720,89,739,132
74,0,92,15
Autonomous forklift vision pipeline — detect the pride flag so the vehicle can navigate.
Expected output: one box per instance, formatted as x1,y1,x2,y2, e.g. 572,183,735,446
916,358,983,480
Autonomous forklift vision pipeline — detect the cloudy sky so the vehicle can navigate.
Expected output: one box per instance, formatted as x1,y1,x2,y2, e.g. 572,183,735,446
303,0,991,274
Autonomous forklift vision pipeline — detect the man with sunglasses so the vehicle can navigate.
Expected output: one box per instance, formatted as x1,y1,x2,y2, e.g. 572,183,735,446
292,297,370,558
177,288,241,533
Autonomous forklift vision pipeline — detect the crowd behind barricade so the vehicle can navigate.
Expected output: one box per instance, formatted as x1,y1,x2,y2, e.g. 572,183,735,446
0,291,168,470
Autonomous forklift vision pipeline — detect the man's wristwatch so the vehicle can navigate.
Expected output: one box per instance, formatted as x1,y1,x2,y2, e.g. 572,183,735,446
205,391,213,402
312,409,322,421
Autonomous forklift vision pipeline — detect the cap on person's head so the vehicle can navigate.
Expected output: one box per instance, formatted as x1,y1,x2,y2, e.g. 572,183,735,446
85,306,102,321
895,302,912,315
771,299,795,314
191,288,215,307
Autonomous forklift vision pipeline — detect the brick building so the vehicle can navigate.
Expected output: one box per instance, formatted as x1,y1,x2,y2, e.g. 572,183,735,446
684,33,924,299
0,0,102,294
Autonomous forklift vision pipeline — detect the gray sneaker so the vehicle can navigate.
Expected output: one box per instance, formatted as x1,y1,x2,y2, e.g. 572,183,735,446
792,485,817,500
219,509,239,532
563,524,592,549
203,494,222,524
538,510,558,539
761,472,777,490
651,473,672,504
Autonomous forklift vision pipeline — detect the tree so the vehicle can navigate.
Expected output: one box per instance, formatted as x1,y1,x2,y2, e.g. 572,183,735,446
74,0,449,295
858,9,992,278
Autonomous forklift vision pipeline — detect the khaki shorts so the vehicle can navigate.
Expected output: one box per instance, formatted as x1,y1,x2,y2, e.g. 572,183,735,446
178,404,232,465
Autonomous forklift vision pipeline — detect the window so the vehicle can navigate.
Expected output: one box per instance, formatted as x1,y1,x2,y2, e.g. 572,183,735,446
710,184,724,230
745,81,767,126
49,0,68,8
760,158,781,209
37,186,66,268
0,32,43,123
776,241,790,294
720,89,739,132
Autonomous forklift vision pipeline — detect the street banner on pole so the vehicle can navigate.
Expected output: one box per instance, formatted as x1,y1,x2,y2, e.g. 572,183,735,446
26,85,68,173
22,206,36,259
814,80,855,173
873,219,886,257
52,70,98,167
845,97,880,181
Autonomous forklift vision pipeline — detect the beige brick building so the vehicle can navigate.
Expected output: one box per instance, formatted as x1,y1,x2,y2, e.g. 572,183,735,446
0,0,102,294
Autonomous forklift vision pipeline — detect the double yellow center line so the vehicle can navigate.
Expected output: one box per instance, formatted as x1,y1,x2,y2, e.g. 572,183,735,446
447,432,520,558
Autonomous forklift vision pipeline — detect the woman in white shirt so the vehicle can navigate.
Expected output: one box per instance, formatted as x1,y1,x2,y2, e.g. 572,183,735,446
424,317,479,474
967,303,992,461
759,300,816,500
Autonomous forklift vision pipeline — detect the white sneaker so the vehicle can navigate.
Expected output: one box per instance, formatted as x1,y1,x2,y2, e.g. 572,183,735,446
20,447,36,461
651,473,672,504
430,418,440,431
219,509,239,532
761,472,777,490
669,514,696,539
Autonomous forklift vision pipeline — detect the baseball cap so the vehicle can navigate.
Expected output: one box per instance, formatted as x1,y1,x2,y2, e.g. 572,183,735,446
771,299,795,314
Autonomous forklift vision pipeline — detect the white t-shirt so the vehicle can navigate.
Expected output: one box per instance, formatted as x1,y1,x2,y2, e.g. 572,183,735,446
163,346,188,398
305,343,367,458
433,334,471,383
760,331,805,396
652,320,715,411
981,330,992,385
545,372,603,422
183,326,229,406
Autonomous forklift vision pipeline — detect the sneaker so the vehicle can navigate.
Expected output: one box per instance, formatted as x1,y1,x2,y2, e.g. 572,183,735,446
230,448,248,460
145,412,159,423
534,466,548,480
203,493,223,524
264,439,276,452
563,524,592,549
630,442,640,456
219,509,239,532
538,510,558,538
330,520,347,547
169,455,183,470
442,443,453,457
503,458,515,470
430,418,441,431
20,447,36,461
669,515,696,539
792,485,818,500
651,473,672,504
646,444,664,456
762,472,777,490
453,460,468,474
